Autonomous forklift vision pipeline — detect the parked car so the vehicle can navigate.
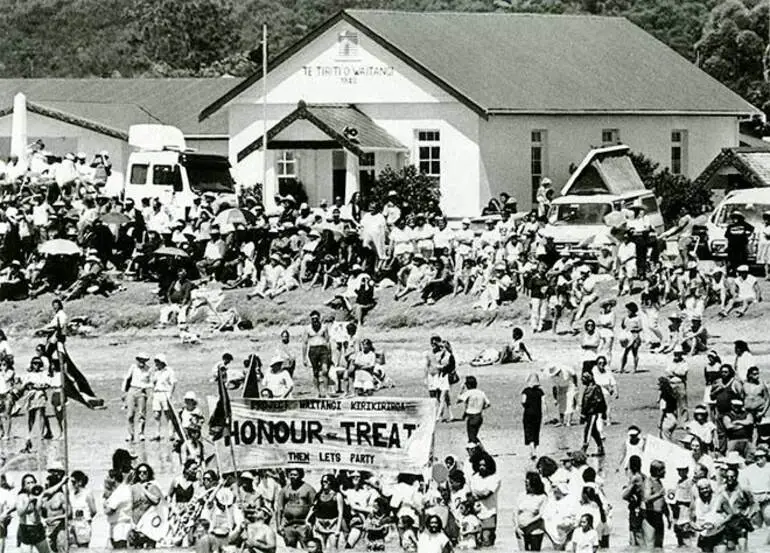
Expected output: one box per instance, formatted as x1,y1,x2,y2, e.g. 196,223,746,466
706,187,770,262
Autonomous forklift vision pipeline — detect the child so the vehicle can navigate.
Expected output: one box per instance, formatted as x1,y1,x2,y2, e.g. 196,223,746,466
457,499,481,549
365,497,392,551
685,405,716,453
670,463,694,548
500,327,533,364
571,513,599,553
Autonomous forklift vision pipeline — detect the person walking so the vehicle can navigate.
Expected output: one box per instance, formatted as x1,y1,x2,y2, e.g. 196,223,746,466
621,455,646,547
150,354,177,442
619,302,642,374
456,376,491,444
122,352,153,443
521,372,544,460
302,310,332,397
580,370,606,456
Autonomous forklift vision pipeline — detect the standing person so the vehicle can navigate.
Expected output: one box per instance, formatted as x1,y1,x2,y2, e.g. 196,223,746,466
658,376,679,441
580,320,601,362
515,471,548,551
417,514,451,553
643,460,669,549
469,454,501,547
122,352,153,443
15,474,50,553
724,212,753,277
275,469,316,549
621,455,646,547
596,300,616,362
227,505,276,553
723,398,755,456
129,463,164,548
733,340,756,383
711,364,744,454
592,356,617,427
528,264,549,333
521,372,544,460
744,366,770,424
456,376,491,444
580,370,606,456
305,474,344,550
665,345,690,422
618,302,642,374
150,353,177,442
302,310,332,398
758,211,770,279
425,336,443,405
42,299,67,364
548,364,578,427
69,470,97,548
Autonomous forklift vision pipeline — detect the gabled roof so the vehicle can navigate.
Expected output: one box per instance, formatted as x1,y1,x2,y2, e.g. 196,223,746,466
561,145,646,196
0,101,128,140
201,10,759,122
695,147,770,189
237,101,407,162
0,78,238,135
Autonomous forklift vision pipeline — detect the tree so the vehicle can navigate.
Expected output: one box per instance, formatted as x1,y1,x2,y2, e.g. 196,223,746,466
371,165,441,216
629,152,711,223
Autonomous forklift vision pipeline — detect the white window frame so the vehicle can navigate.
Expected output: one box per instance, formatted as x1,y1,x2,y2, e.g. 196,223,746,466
671,130,688,176
601,128,620,146
276,151,297,180
416,130,441,179
531,130,548,201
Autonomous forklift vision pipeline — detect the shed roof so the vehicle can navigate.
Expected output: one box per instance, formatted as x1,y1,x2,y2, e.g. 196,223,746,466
695,147,770,189
201,10,759,121
0,78,237,136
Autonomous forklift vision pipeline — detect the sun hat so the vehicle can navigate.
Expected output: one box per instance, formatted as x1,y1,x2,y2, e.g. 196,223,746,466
154,354,167,365
737,265,749,273
135,352,150,361
184,391,197,402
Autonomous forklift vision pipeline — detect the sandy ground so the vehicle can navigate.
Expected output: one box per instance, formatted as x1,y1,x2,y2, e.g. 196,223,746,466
3,283,770,551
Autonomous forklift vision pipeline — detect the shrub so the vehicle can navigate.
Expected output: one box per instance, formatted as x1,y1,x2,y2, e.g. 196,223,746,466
369,165,441,216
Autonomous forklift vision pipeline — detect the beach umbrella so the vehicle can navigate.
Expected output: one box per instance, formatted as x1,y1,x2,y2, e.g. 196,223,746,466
154,246,189,258
213,208,255,228
39,239,81,256
99,212,131,225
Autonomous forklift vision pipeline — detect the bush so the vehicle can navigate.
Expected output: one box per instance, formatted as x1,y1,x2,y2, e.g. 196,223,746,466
370,165,441,216
629,152,711,225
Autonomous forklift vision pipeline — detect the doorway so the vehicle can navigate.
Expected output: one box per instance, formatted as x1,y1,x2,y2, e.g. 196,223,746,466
332,150,347,202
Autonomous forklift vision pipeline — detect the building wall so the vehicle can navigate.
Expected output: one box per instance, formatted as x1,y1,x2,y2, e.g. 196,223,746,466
186,138,228,157
0,112,130,169
479,113,740,211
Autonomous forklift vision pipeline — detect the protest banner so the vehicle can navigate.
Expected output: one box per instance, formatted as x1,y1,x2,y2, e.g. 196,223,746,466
209,396,436,472
642,434,710,489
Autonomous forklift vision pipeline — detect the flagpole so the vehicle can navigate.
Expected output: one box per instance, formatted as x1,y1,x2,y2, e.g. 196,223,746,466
57,343,71,553
218,372,242,506
261,23,268,202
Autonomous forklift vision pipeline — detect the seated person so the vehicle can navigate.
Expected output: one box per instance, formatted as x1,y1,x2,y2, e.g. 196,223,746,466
261,357,294,399
0,260,29,301
394,255,432,301
681,316,708,356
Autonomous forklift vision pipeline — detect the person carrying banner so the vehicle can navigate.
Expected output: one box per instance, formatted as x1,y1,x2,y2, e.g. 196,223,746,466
122,353,153,443
128,463,164,548
275,469,316,548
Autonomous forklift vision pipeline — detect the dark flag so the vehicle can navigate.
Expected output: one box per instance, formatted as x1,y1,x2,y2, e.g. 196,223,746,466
208,369,232,441
242,354,262,399
60,348,104,409
166,395,186,443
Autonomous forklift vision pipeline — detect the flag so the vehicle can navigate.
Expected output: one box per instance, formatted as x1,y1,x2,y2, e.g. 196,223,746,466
166,395,186,443
208,371,231,441
242,354,261,399
60,348,104,409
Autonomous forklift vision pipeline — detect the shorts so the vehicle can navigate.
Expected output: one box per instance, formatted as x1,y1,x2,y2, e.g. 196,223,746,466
18,523,46,546
308,346,331,378
152,392,171,413
282,523,311,547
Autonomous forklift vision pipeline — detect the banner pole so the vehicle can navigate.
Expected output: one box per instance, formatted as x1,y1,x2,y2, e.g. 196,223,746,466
218,373,242,506
57,343,71,553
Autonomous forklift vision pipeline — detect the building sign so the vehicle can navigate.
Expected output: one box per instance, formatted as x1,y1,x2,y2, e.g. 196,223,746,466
213,397,436,471
301,64,396,85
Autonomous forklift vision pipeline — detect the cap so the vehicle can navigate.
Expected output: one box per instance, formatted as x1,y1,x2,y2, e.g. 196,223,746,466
755,446,768,457
269,355,283,367
154,353,167,365
676,461,690,471
283,194,296,204
184,391,197,402
77,152,86,159
724,451,744,465
628,426,641,436
300,202,309,210
465,441,479,450
694,405,708,414
135,352,150,361
48,461,65,472
461,217,471,225
668,313,683,321
540,177,552,186
547,365,561,377
737,265,749,273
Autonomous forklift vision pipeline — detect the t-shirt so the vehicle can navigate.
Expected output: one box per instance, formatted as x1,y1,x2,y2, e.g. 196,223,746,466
457,389,490,415
572,527,599,553
153,368,177,393
416,531,450,553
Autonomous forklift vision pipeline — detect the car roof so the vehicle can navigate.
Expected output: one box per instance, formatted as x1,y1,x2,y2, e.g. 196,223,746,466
720,187,770,205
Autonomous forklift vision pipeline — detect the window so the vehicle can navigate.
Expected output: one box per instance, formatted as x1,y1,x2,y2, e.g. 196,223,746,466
671,130,688,175
276,151,298,195
337,30,359,59
531,130,548,201
129,164,148,185
416,130,440,178
601,128,620,145
152,165,175,186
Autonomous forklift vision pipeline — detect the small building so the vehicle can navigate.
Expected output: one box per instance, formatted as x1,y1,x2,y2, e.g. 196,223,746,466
694,146,770,202
0,78,237,170
200,9,759,216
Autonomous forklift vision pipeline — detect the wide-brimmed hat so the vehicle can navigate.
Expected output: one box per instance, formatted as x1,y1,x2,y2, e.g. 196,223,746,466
724,451,745,466
154,354,167,365
135,352,150,361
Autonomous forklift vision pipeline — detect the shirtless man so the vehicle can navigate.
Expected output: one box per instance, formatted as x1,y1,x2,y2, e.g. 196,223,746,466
302,310,331,397
229,505,276,553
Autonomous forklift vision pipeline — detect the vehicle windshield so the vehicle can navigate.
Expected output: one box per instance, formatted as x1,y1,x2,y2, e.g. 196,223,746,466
715,203,770,226
183,157,236,194
548,202,613,225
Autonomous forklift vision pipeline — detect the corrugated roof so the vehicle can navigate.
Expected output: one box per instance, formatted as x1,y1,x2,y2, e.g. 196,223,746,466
201,10,759,121
736,151,770,186
695,147,770,189
237,102,407,161
0,78,238,135
348,10,758,114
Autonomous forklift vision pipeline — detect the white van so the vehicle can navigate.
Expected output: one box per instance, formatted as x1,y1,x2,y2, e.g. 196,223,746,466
124,125,237,211
544,190,664,259
706,187,770,261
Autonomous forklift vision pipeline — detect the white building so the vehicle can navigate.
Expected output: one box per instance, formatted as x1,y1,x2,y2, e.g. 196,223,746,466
200,10,759,217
